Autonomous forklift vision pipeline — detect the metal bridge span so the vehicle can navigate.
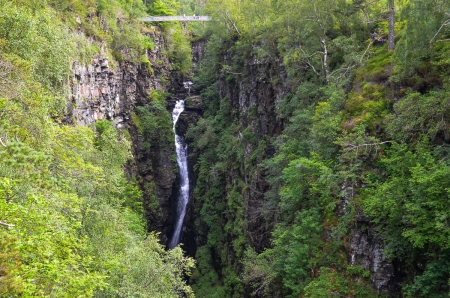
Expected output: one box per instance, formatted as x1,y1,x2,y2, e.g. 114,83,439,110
140,16,211,22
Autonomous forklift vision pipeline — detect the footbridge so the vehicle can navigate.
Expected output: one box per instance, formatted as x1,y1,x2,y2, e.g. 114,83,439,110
140,16,211,22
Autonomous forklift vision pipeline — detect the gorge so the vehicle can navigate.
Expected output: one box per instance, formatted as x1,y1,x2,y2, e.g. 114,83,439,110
1,0,450,297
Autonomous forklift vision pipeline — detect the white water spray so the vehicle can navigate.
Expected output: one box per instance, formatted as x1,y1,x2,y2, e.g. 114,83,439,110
168,100,190,249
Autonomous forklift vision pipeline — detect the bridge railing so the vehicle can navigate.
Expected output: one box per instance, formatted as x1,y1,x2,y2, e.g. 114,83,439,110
140,16,211,22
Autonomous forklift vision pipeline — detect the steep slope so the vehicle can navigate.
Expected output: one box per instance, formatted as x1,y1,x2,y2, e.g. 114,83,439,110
0,0,195,296
186,0,450,297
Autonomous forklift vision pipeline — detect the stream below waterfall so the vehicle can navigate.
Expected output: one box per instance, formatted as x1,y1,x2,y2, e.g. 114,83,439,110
168,100,190,249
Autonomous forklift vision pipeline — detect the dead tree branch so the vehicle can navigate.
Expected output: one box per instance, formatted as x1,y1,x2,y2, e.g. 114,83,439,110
221,9,241,36
0,221,15,230
342,141,391,154
430,17,450,44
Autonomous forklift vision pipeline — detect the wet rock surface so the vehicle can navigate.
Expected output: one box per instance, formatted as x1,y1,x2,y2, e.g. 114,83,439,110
175,96,202,136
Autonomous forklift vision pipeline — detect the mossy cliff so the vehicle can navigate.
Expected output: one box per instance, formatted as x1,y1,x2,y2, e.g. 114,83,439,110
185,1,450,297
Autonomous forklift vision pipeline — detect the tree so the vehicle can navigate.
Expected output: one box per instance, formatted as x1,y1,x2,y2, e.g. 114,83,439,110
388,0,395,51
395,0,450,74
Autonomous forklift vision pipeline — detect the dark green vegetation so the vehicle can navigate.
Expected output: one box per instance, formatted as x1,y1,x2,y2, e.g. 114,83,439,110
0,0,195,296
187,0,450,297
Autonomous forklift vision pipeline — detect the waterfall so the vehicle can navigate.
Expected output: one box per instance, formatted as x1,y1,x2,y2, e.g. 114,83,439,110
168,100,190,249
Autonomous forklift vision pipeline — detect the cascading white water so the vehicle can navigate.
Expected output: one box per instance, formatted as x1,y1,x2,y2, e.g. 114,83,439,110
168,100,190,249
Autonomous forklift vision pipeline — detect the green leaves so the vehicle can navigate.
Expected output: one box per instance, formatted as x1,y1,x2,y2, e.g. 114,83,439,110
149,0,180,16
0,1,71,90
396,0,450,74
386,88,450,143
364,141,450,250
403,250,450,297
0,116,195,296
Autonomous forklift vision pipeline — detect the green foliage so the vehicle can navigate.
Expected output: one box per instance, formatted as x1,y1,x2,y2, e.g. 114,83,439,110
242,248,276,296
0,231,23,296
149,0,180,16
403,250,450,297
146,0,193,74
386,88,450,142
166,26,193,75
363,141,450,251
0,111,195,297
310,92,344,159
346,265,371,278
0,1,195,293
186,0,450,296
35,0,154,64
95,235,195,298
303,267,377,297
271,209,322,297
395,0,450,75
191,246,226,297
6,0,447,296
135,96,173,147
0,0,71,90
183,1,441,297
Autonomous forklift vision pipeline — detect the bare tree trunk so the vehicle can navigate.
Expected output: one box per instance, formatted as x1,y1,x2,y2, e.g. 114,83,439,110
321,39,330,84
388,0,395,51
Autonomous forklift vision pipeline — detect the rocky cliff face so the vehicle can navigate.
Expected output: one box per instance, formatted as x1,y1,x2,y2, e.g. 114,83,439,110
348,215,400,294
68,30,168,128
339,184,400,294
67,29,178,242
222,59,288,252
192,45,399,295
67,29,205,247
66,26,399,294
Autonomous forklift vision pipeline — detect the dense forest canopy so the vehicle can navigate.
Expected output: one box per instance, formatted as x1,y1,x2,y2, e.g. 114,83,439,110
0,0,450,297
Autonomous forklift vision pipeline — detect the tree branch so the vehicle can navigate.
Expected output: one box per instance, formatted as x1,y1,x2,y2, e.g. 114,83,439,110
343,141,391,153
300,48,320,75
221,9,241,36
0,221,15,229
321,39,330,84
360,39,374,63
430,19,450,44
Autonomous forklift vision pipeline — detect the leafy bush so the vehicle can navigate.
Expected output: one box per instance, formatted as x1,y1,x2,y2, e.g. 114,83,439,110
0,1,71,90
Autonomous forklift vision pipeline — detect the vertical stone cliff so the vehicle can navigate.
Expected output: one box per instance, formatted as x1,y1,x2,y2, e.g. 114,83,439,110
189,43,399,295
215,56,288,252
67,29,178,242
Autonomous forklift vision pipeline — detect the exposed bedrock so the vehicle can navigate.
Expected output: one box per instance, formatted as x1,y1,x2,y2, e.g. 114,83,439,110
67,29,178,243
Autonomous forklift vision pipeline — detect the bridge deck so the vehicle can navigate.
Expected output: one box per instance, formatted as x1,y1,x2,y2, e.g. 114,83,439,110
140,16,211,22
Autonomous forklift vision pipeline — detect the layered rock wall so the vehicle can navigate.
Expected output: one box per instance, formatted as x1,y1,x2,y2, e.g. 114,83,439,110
68,30,168,128
67,29,178,242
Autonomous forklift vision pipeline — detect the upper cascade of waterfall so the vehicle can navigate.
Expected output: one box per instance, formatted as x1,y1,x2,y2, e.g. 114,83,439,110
172,100,185,128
